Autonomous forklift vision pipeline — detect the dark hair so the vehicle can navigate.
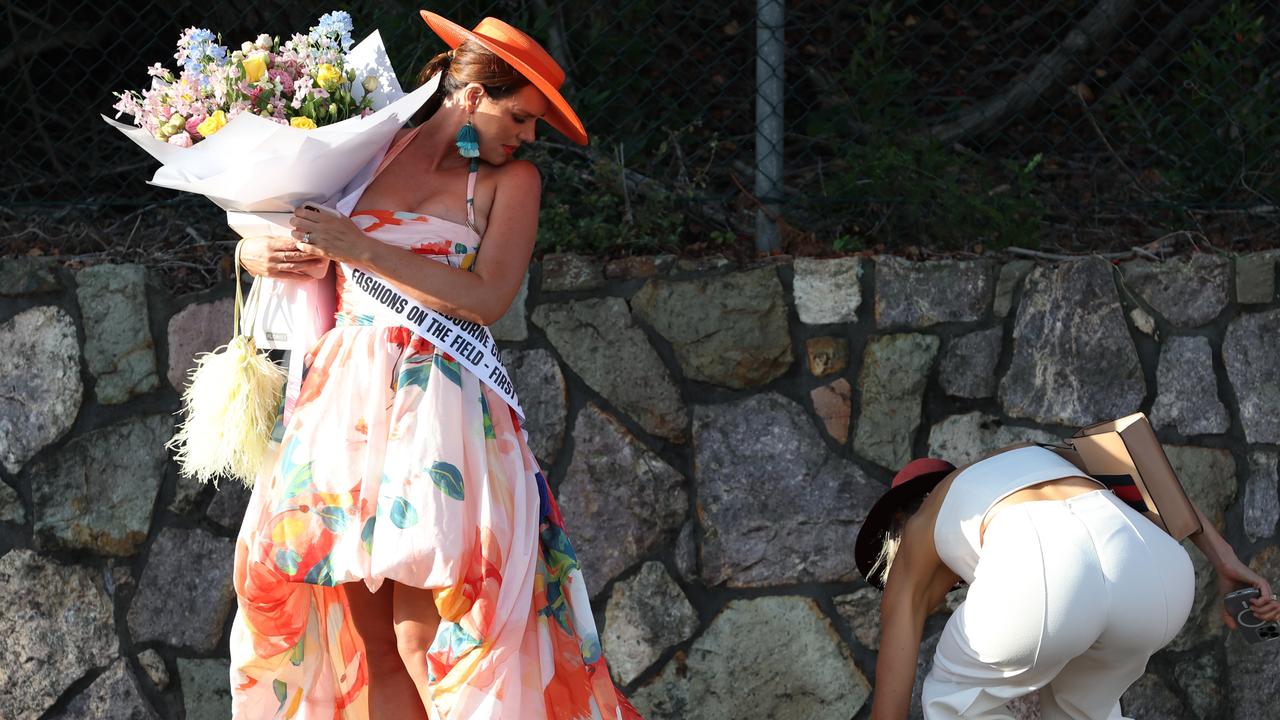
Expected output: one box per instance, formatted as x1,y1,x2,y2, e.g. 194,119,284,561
410,40,530,125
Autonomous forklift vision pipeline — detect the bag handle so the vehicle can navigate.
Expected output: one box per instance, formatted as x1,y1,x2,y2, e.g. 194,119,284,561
232,239,265,339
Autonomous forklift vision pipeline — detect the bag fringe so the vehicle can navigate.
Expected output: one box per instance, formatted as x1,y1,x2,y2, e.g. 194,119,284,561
167,334,285,486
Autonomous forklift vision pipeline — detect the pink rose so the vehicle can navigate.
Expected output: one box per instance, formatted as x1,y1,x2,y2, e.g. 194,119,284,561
185,114,205,139
167,131,193,148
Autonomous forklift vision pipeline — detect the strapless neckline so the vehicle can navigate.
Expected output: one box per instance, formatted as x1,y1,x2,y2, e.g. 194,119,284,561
351,209,481,242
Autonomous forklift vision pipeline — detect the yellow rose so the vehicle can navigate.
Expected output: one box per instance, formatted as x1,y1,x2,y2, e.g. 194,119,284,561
290,116,317,130
196,110,228,138
315,63,342,90
243,54,267,83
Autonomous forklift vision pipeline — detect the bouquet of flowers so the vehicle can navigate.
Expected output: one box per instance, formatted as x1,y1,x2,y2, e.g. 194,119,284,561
107,12,438,484
103,11,438,216
112,12,383,146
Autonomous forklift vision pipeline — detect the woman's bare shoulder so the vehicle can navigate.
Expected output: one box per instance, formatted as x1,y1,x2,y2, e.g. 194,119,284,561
491,159,542,193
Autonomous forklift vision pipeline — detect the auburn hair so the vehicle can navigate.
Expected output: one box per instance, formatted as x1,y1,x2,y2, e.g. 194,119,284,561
411,40,530,125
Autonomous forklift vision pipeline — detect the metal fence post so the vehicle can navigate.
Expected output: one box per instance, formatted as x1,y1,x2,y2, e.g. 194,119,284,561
755,0,785,254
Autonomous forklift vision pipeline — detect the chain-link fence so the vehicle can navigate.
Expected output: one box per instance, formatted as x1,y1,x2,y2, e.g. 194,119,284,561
4,0,1279,285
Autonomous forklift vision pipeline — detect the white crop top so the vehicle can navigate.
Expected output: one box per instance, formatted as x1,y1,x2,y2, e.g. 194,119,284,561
933,446,1099,582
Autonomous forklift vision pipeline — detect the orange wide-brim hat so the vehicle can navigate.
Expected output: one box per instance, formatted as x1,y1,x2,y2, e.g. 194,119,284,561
420,10,588,145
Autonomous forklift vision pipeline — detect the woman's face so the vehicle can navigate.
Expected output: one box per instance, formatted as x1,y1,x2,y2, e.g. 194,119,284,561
468,84,549,165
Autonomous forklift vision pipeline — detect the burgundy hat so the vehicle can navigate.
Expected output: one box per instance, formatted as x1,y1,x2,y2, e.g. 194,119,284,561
854,457,956,589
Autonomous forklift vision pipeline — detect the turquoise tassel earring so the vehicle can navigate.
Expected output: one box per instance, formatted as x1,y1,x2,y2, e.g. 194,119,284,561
455,118,480,159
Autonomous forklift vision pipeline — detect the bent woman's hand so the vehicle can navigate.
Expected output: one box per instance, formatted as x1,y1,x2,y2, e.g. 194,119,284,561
239,235,329,279
290,206,372,266
1215,555,1280,627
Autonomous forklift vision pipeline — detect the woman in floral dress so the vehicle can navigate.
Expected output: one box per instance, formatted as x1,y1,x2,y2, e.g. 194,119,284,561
232,12,640,720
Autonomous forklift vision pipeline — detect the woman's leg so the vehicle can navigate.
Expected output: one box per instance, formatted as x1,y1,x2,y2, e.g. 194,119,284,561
394,582,443,712
922,501,1108,719
346,581,429,720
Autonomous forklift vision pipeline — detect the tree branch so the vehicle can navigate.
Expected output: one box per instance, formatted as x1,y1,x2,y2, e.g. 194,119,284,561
1099,0,1221,104
923,0,1139,145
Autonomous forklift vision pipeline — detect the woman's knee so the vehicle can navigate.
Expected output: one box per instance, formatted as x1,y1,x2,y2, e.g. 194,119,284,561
394,619,436,665
392,584,442,672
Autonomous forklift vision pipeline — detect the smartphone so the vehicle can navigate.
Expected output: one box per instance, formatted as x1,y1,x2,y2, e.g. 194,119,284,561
301,203,343,217
1225,587,1280,644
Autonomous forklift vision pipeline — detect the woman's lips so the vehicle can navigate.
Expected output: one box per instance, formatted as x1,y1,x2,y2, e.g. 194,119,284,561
502,144,516,155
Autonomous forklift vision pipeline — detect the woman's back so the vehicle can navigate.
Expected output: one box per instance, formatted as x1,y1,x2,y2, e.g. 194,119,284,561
931,445,1097,582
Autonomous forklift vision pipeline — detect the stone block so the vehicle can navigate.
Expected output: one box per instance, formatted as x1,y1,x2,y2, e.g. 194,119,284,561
1121,255,1229,328
0,306,82,474
206,478,252,530
31,415,171,555
177,659,233,720
695,393,883,587
53,658,157,720
834,587,882,650
602,562,698,685
631,596,870,720
1174,654,1222,720
533,297,685,441
1244,450,1279,542
875,257,995,328
0,481,23,525
793,257,862,324
1225,545,1280,719
137,649,170,690
557,404,687,597
489,270,529,342
926,412,1059,466
0,257,60,296
165,297,233,391
0,550,116,720
1236,250,1278,305
498,348,567,466
994,260,1034,318
1151,336,1229,436
1120,674,1193,720
76,264,159,404
128,527,235,652
1224,309,1280,444
811,378,852,444
939,328,1002,399
853,333,939,469
542,253,604,291
804,336,849,378
605,255,675,279
1000,258,1144,426
631,268,793,389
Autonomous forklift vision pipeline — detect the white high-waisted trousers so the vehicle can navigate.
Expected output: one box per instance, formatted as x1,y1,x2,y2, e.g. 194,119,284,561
922,490,1195,719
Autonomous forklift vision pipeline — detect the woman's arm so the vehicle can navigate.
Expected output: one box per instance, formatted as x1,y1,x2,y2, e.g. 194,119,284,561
871,507,961,720
289,159,542,326
1186,503,1280,624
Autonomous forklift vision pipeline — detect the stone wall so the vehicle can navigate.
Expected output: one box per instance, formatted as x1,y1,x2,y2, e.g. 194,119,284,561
1,249,1278,719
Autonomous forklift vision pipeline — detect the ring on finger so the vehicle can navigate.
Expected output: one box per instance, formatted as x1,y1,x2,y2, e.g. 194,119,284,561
302,232,311,244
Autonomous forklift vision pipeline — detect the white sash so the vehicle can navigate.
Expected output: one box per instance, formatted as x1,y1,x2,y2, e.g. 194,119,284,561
338,262,523,420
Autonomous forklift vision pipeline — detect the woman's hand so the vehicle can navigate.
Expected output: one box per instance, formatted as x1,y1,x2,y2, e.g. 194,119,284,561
239,235,329,279
1215,555,1280,627
290,206,372,266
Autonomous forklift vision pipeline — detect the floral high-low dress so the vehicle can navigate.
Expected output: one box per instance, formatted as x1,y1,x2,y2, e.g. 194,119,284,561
230,128,640,720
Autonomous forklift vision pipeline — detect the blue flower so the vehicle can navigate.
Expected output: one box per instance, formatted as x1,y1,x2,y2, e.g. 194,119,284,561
311,10,355,51
176,26,228,71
